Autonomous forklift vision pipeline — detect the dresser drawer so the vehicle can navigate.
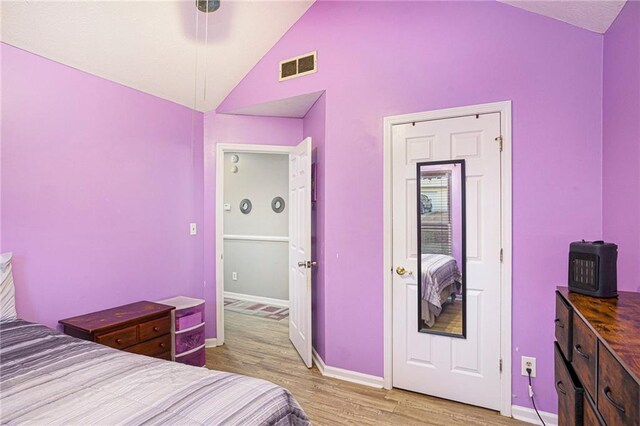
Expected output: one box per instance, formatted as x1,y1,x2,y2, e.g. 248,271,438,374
555,342,584,426
176,346,205,367
157,351,172,361
583,395,602,426
95,325,138,349
175,323,205,356
139,316,170,342
556,291,573,361
572,314,597,399
598,342,639,426
126,334,171,358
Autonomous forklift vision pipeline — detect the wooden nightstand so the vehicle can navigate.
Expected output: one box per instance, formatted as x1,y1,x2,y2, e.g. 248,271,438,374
59,301,174,360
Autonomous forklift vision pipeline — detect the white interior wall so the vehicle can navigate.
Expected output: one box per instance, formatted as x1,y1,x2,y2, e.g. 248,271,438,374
223,152,289,301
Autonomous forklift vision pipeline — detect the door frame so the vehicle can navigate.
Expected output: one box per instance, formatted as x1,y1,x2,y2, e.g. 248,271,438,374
215,143,294,346
382,101,513,416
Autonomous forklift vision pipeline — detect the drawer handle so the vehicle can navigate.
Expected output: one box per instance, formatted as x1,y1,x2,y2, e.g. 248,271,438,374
603,386,626,413
554,318,564,329
115,338,123,345
555,380,567,395
153,326,160,332
159,342,166,348
574,344,590,360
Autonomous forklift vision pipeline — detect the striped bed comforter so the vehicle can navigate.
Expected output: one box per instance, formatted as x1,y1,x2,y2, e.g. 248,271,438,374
421,254,462,327
0,320,309,425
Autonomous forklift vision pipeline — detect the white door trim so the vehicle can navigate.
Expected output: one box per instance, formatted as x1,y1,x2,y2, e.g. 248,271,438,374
215,143,294,346
382,101,513,417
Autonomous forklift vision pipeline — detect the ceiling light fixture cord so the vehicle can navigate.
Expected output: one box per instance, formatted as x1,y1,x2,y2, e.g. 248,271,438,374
203,1,209,102
193,2,200,113
189,0,200,239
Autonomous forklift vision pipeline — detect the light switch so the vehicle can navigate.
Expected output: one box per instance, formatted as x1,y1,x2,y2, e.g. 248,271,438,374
190,223,197,235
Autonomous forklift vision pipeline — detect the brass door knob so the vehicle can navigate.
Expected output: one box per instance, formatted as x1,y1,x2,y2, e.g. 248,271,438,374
396,266,413,276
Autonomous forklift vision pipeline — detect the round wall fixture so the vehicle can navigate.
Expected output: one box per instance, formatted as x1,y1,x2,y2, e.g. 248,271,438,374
231,165,239,174
271,196,285,213
239,199,252,214
230,154,239,163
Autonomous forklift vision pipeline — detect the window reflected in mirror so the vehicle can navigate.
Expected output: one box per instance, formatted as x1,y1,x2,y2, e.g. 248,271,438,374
417,160,466,338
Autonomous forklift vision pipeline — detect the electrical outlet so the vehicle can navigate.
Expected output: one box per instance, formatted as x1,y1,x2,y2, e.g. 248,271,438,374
232,272,238,281
521,356,536,377
189,223,197,235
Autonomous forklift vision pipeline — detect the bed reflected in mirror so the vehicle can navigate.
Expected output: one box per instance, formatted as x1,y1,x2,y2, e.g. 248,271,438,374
417,160,466,338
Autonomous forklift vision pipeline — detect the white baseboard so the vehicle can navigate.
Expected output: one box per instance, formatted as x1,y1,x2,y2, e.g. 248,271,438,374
312,348,384,388
511,405,558,426
205,338,218,348
224,291,289,308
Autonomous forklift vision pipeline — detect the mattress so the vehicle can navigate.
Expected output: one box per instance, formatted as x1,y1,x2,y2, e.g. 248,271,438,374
0,320,309,425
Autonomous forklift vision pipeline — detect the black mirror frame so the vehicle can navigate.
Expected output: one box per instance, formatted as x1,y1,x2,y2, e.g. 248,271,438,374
416,159,467,339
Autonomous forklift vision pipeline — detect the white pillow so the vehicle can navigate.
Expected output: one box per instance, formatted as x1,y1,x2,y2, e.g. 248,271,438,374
1,252,17,322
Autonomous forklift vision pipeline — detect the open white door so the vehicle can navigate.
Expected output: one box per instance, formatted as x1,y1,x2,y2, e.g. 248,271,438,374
289,137,313,367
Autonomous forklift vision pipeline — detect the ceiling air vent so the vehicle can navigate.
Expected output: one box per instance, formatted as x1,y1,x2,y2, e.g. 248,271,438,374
279,51,317,81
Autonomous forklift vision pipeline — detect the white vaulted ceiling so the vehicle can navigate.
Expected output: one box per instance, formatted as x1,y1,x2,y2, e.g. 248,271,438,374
1,1,627,113
0,0,313,112
498,0,627,34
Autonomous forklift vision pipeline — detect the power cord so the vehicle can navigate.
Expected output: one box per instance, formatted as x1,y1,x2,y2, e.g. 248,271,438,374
527,368,546,426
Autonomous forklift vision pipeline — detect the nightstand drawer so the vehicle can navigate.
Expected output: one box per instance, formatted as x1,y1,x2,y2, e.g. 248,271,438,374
175,304,204,332
157,351,172,361
176,323,205,355
96,325,138,349
176,346,205,367
126,334,171,358
139,316,170,342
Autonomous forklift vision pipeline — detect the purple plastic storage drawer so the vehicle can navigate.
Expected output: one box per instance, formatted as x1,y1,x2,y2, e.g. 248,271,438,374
175,324,205,355
176,347,205,367
175,303,204,332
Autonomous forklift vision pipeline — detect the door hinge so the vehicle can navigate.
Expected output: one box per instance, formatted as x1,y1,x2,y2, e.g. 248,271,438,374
495,135,503,152
499,358,503,373
500,248,503,263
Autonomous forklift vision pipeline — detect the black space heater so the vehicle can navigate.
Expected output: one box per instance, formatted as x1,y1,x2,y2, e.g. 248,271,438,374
568,240,618,298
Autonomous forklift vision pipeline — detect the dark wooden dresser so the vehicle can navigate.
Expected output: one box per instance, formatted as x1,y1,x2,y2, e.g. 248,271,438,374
555,287,640,425
59,301,174,360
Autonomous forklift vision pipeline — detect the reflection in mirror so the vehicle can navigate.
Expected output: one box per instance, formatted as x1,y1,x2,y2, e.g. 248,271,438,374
417,160,466,338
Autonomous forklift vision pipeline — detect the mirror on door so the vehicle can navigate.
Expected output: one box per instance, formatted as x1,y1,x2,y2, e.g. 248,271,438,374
417,160,466,338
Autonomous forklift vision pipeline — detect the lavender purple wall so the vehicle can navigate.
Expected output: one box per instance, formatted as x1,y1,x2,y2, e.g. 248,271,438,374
217,1,604,412
202,112,303,338
1,43,205,328
303,93,327,359
603,0,640,291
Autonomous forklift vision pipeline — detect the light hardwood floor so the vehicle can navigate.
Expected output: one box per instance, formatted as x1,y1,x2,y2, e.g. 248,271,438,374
426,299,463,335
206,310,523,425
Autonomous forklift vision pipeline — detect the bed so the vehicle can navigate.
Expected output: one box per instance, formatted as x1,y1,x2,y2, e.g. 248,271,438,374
0,319,309,425
420,254,462,327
